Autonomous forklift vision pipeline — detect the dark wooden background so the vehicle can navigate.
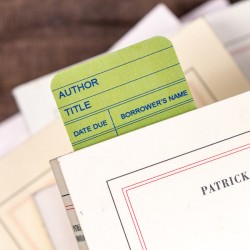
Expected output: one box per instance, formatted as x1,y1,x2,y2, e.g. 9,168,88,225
0,0,239,122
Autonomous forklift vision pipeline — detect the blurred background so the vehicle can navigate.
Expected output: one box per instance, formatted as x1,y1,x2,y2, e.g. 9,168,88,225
0,0,242,122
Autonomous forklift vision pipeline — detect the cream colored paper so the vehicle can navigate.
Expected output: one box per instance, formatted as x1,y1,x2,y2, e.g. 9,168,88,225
0,120,71,250
171,19,249,107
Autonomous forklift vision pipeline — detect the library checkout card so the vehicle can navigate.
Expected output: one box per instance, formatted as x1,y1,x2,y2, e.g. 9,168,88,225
51,37,195,150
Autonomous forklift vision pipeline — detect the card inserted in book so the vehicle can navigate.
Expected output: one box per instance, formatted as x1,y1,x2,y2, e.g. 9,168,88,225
51,37,196,150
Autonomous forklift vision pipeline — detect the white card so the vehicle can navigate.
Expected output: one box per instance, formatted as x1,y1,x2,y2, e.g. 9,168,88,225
34,185,79,250
12,73,58,133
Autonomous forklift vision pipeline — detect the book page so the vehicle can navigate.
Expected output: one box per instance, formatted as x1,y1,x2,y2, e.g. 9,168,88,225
59,92,250,250
107,133,250,249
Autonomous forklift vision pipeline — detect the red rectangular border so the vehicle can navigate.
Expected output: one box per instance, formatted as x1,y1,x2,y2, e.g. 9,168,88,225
122,143,250,250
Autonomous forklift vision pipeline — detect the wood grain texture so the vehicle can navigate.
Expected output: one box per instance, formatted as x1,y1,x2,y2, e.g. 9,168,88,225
0,0,237,121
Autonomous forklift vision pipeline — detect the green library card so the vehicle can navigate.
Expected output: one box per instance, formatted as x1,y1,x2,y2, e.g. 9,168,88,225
51,37,196,150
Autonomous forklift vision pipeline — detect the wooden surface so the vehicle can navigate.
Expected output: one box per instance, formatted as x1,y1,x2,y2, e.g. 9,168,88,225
0,0,239,121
